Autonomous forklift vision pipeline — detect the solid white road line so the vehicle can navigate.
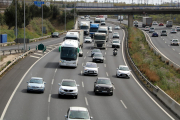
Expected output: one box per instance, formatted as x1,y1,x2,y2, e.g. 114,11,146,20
82,63,84,66
163,39,164,40
87,51,89,54
165,41,166,43
106,72,108,77
47,117,50,120
104,64,106,67
113,86,115,89
84,56,86,59
120,100,127,109
172,48,175,51
85,97,88,106
81,71,82,75
34,53,43,56
30,55,40,59
37,50,42,53
51,79,54,85
106,48,107,50
82,82,84,88
48,94,51,102
0,44,58,120
105,52,106,55
104,58,106,60
55,69,57,73
123,30,175,120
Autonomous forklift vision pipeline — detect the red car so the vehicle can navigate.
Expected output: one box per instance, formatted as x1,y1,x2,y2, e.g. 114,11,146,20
159,23,164,26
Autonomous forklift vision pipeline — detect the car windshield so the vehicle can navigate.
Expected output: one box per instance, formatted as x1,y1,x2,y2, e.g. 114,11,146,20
90,28,98,32
80,26,89,29
97,79,111,85
94,54,103,57
92,49,100,52
119,66,129,71
115,26,119,28
150,28,154,30
173,40,178,42
98,30,107,34
86,63,97,68
94,35,106,40
113,33,119,35
30,79,43,84
85,37,91,39
61,47,77,60
62,81,76,87
145,26,149,28
172,29,176,31
53,32,58,35
113,41,119,43
69,110,89,119
162,31,166,33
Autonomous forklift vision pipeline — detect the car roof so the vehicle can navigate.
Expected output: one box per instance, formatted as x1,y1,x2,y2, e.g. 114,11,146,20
86,62,97,65
62,79,75,82
172,39,178,40
92,49,100,51
94,53,102,55
31,77,43,80
97,77,110,80
113,39,120,41
119,65,128,68
70,107,88,111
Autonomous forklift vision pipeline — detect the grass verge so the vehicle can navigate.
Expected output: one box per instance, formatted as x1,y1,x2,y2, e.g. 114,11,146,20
128,27,180,103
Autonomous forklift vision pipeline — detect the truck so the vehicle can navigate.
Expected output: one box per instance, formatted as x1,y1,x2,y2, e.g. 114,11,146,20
100,18,106,25
94,32,106,49
94,18,101,23
59,40,79,68
89,23,99,38
104,15,107,20
79,21,90,35
98,26,109,42
118,16,123,21
142,17,152,27
64,30,84,48
166,20,173,27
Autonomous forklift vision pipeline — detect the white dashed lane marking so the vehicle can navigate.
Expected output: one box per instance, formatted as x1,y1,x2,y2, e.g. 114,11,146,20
82,82,84,87
120,100,127,109
85,97,88,106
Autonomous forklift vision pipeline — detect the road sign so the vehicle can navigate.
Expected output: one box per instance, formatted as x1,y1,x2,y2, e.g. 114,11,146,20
14,38,29,43
34,1,44,7
46,2,50,7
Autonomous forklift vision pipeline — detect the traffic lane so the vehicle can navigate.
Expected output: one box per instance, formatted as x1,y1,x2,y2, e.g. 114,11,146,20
146,30,180,67
3,48,61,120
1,35,65,51
80,44,128,120
0,56,38,118
106,29,176,119
49,50,88,120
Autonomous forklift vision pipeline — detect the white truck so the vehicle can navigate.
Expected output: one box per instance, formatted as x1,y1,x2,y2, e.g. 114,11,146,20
98,26,109,42
104,15,107,20
94,18,101,23
59,40,79,68
64,30,84,48
118,16,123,21
100,18,106,25
94,33,106,49
79,21,90,35
166,20,173,27
142,17,152,27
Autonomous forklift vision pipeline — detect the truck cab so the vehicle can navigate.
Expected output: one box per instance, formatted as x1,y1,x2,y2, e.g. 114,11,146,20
94,33,106,49
98,26,109,42
80,21,90,35
89,23,99,38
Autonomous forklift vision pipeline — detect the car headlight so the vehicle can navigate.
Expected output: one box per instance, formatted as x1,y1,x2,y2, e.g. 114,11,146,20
60,88,64,91
40,86,43,88
28,85,31,88
94,71,97,73
73,62,76,64
73,89,78,92
84,69,88,71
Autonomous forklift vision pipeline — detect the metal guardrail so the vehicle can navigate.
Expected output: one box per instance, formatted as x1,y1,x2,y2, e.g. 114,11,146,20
106,20,180,117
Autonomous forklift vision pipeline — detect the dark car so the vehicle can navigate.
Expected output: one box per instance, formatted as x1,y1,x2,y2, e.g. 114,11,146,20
160,30,167,36
92,53,104,63
152,32,158,37
79,48,83,57
91,49,101,57
52,32,59,38
94,77,114,96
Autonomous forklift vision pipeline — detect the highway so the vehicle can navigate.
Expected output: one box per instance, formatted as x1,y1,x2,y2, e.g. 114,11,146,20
0,19,178,120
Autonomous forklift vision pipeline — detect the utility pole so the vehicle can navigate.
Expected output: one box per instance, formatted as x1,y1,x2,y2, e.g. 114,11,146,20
24,0,25,52
15,0,18,52
74,0,75,27
41,0,43,37
65,0,66,31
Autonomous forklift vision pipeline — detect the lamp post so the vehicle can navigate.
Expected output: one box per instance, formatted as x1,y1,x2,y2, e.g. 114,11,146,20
41,0,43,37
24,0,25,52
65,0,66,31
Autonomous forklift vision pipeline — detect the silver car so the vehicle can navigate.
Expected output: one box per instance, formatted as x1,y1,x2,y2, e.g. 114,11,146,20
27,77,46,93
58,79,79,99
170,39,179,46
108,26,112,33
112,39,121,48
65,107,93,120
92,53,104,63
116,65,131,78
114,26,120,30
91,49,101,57
84,62,99,76
149,27,155,33
112,32,119,38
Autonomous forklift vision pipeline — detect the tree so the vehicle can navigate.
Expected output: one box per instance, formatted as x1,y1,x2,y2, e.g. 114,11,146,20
43,5,51,19
0,14,4,25
52,6,60,19
29,4,41,19
21,1,31,27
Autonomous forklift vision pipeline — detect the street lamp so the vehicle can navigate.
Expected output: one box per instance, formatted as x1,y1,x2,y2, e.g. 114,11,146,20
24,0,25,52
65,0,66,31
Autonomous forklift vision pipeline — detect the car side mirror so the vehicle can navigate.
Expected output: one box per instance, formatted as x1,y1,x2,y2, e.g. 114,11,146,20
27,81,29,83
117,68,118,70
77,84,80,87
90,116,93,119
44,82,46,84
112,83,114,85
65,115,67,118
58,83,61,86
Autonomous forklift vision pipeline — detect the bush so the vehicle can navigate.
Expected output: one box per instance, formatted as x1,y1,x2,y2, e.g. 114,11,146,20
6,61,11,66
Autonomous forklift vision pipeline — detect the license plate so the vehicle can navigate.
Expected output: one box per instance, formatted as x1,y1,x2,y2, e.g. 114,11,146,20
122,74,126,76
96,60,100,61
102,91,107,92
89,71,93,73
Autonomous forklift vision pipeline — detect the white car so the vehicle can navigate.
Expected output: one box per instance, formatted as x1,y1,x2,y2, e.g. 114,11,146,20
65,107,93,120
58,79,79,99
112,39,121,48
27,77,46,93
144,26,150,31
114,26,120,30
170,39,179,46
149,27,155,33
84,36,92,43
175,26,180,31
108,26,112,33
84,62,99,76
116,65,131,78
152,21,158,25
81,16,84,19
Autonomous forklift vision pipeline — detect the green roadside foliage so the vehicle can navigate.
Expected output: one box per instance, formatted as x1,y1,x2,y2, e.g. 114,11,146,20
128,27,180,103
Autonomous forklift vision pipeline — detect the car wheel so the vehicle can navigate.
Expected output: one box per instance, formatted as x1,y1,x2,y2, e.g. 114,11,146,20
116,74,118,78
58,94,61,98
101,60,104,63
110,92,113,96
42,90,44,93
94,92,98,95
27,90,29,93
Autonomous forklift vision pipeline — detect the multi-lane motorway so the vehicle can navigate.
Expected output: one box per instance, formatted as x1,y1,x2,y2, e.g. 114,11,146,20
0,19,179,120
